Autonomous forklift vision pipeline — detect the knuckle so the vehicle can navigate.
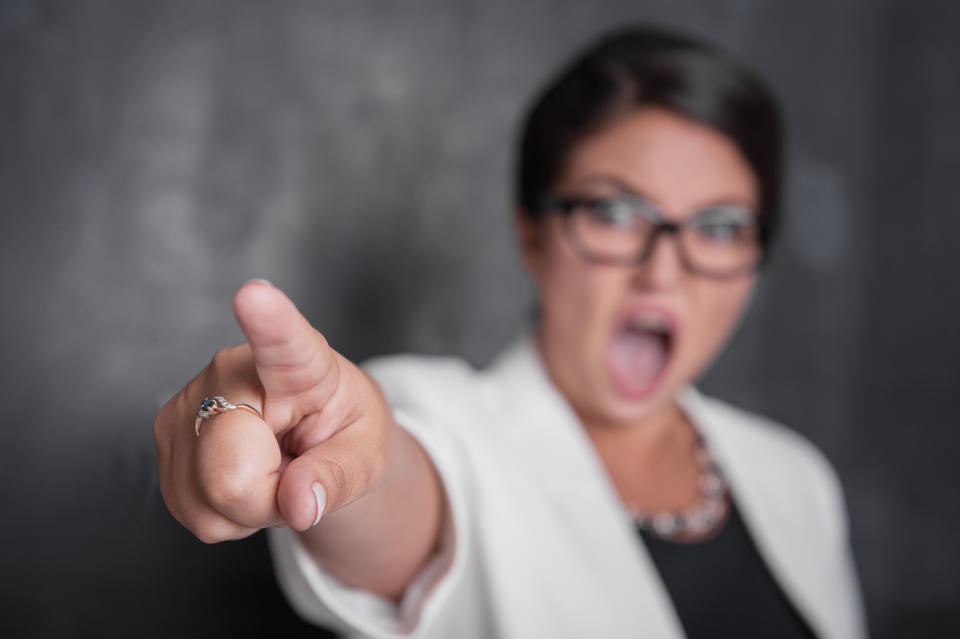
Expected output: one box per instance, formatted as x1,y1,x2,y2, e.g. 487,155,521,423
210,343,250,372
192,519,239,545
152,412,166,447
207,344,260,395
152,397,180,446
194,531,222,545
203,471,259,512
156,479,180,522
209,345,235,370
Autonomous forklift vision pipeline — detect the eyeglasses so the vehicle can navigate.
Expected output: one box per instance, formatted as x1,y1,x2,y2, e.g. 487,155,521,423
541,193,763,279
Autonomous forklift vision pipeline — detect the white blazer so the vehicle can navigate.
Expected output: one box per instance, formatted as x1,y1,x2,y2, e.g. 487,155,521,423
269,335,868,639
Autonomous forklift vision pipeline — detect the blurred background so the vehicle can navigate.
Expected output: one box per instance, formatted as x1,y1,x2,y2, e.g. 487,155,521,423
1,1,958,637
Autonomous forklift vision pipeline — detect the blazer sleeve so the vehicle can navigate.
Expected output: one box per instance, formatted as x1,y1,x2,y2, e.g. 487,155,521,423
268,357,478,639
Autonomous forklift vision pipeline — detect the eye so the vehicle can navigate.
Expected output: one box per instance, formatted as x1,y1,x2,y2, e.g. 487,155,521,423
697,222,739,240
690,206,756,241
585,198,639,227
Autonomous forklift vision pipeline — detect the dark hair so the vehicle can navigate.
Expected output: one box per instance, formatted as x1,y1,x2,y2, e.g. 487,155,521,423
516,26,783,255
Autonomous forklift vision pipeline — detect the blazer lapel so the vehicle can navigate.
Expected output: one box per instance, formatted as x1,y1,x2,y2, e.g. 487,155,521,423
490,335,687,638
681,387,840,639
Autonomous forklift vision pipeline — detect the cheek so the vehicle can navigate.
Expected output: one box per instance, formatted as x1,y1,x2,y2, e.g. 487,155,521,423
540,247,620,335
686,280,754,365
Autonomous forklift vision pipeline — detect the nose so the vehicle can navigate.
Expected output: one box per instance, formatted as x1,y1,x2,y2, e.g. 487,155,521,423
632,230,685,290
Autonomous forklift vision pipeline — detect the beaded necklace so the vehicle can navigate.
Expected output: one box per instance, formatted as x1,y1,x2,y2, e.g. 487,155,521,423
625,438,729,540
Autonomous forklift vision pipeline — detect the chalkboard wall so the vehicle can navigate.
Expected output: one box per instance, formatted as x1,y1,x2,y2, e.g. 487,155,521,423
1,1,958,637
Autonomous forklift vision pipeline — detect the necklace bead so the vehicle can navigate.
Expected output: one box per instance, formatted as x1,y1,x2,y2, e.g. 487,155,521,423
627,437,729,541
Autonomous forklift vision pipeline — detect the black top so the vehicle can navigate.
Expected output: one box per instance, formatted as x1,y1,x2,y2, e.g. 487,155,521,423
639,502,818,639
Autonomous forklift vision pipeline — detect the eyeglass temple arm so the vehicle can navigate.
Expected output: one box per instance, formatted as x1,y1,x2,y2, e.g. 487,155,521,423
538,195,577,214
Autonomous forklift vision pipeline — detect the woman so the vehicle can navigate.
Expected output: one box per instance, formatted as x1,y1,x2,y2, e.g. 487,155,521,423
153,26,867,638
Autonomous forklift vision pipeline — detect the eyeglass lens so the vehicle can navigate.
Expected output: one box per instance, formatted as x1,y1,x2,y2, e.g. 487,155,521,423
564,196,761,276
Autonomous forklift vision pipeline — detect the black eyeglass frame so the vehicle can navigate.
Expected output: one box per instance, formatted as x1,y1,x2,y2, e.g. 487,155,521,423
539,194,766,280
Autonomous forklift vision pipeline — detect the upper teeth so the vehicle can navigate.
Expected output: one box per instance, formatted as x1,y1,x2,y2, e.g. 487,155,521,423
629,314,670,333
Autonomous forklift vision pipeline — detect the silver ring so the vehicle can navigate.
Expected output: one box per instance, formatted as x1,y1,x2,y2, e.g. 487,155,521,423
194,396,262,436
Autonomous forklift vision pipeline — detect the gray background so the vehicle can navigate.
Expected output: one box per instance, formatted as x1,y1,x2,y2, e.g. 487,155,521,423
1,1,958,637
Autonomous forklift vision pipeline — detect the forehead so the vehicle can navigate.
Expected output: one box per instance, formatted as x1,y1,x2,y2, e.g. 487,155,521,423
556,107,759,211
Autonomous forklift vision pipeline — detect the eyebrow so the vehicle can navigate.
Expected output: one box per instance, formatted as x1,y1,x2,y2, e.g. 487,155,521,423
567,173,758,212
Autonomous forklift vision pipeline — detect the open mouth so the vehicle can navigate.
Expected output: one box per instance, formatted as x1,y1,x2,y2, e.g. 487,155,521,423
607,307,676,399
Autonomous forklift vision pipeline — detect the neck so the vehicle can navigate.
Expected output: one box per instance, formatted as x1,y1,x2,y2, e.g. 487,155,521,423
582,398,694,469
531,329,700,508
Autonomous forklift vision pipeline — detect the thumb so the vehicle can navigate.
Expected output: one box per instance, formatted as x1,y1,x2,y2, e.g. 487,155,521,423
276,420,388,531
232,281,339,419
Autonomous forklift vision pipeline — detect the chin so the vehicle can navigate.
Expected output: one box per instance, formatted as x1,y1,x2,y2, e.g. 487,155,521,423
615,387,679,424
583,369,682,428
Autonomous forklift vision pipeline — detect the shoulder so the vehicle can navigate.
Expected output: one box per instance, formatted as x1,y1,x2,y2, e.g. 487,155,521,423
692,391,836,479
361,352,491,418
363,352,477,387
688,390,848,540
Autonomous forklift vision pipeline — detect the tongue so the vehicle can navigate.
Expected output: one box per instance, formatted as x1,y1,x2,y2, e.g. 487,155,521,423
609,328,668,397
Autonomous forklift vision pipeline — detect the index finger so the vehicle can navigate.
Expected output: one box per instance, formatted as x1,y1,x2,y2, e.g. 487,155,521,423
232,281,340,421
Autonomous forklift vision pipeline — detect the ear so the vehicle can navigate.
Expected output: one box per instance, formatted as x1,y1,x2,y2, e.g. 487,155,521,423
514,208,546,284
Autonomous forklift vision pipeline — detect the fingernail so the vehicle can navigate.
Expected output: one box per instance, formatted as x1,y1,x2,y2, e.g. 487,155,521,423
311,482,326,527
245,278,273,287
